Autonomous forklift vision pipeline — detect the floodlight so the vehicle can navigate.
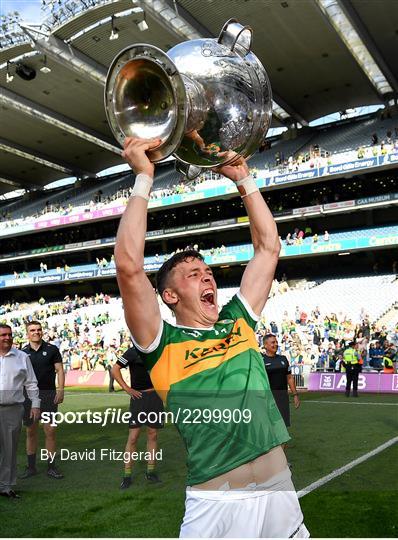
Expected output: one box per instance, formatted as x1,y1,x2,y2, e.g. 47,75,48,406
40,55,51,74
109,16,119,40
136,12,148,31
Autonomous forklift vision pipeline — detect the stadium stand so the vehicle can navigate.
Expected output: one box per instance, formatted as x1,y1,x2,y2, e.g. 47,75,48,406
2,224,397,282
1,111,397,228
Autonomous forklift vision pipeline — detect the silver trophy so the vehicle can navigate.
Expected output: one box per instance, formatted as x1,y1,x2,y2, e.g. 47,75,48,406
105,19,272,179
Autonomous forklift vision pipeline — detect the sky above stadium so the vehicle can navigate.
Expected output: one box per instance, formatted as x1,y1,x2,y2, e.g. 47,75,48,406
1,0,41,22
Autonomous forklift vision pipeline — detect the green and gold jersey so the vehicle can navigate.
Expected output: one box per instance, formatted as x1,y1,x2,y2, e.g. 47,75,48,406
137,292,290,485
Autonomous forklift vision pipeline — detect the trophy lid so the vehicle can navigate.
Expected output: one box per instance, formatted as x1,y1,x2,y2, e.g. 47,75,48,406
105,44,187,162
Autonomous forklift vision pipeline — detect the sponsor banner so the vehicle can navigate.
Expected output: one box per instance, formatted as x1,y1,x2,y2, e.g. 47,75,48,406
211,218,236,227
82,239,101,247
14,277,34,286
369,235,398,247
5,277,34,287
65,370,107,387
36,274,63,283
0,223,32,237
66,270,95,280
308,372,398,393
310,242,342,254
328,158,377,175
356,193,394,206
293,205,322,215
181,192,205,202
273,169,318,185
164,226,186,234
34,205,126,230
147,199,164,209
256,177,269,188
283,233,398,258
274,209,293,217
225,184,239,194
65,242,83,249
388,153,398,163
323,200,355,210
190,222,211,230
99,267,116,276
146,229,163,238
237,216,249,223
144,262,162,272
207,254,237,264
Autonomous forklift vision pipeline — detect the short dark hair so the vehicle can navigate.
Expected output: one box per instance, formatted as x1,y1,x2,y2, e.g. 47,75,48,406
26,321,42,330
263,333,277,342
0,323,11,331
156,250,205,305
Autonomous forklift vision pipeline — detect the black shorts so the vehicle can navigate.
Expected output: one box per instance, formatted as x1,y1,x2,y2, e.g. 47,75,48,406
24,390,58,427
129,390,164,429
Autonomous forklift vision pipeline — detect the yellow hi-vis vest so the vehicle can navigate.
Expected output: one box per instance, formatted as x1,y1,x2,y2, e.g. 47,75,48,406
343,348,358,364
383,356,393,369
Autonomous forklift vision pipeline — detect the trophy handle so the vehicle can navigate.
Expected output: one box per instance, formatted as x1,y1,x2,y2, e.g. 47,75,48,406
218,18,252,57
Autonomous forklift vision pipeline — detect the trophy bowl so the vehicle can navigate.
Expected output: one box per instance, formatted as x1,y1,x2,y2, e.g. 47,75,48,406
105,19,272,179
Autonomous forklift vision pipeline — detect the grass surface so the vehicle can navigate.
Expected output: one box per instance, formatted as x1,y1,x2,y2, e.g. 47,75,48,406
1,390,397,537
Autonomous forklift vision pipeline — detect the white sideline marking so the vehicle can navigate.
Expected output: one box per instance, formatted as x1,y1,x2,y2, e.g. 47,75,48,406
305,400,398,406
298,436,398,498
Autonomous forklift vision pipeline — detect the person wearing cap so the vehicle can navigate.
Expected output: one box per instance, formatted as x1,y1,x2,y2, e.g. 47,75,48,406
0,324,40,499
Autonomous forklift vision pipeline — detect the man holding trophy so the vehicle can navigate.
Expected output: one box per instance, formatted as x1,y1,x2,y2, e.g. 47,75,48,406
110,19,308,538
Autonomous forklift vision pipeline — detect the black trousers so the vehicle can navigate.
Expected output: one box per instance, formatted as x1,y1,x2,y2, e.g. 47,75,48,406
345,364,360,396
106,366,114,392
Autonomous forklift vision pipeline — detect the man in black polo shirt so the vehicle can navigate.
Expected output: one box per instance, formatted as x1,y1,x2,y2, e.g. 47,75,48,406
262,334,300,437
112,345,164,489
21,321,65,479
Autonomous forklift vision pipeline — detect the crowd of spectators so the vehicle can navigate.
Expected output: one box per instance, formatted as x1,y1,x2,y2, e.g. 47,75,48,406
256,306,398,373
270,126,398,174
2,289,397,380
1,293,129,373
284,227,330,246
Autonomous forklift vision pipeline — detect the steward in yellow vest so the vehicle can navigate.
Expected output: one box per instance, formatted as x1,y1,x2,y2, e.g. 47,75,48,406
383,356,394,374
343,342,361,397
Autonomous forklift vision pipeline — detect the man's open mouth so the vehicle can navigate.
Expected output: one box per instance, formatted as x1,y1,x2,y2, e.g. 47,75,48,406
200,289,215,306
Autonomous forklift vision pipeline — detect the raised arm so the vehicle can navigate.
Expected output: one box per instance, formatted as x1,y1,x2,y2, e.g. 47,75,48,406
214,157,280,316
115,137,162,348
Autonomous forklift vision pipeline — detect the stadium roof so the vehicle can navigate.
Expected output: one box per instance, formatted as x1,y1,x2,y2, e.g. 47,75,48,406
0,0,397,195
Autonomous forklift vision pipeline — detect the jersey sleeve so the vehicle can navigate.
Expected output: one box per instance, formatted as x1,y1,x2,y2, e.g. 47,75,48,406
116,347,139,369
283,356,292,374
131,320,171,371
52,346,63,365
219,291,260,331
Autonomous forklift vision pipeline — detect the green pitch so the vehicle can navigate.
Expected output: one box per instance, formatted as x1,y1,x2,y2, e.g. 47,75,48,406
1,390,397,537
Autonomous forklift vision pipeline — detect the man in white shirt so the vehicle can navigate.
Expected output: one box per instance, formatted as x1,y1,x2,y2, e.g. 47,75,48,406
0,324,40,499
